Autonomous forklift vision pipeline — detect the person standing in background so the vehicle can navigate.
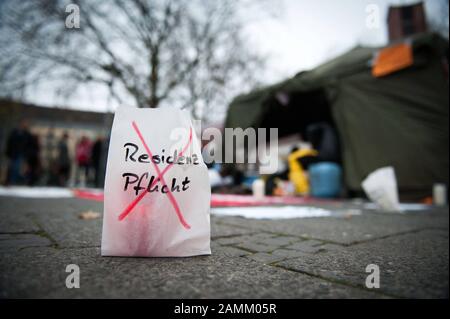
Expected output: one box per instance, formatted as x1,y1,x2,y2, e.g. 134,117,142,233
5,119,32,185
75,136,92,186
44,128,59,185
57,132,71,187
26,133,41,186
91,136,104,188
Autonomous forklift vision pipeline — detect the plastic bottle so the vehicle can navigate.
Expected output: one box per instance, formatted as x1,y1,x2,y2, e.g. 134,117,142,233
252,179,265,199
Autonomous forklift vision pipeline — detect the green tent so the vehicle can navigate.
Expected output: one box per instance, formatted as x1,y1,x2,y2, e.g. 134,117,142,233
225,33,449,198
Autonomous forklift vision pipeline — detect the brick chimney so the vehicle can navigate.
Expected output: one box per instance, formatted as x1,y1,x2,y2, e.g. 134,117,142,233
387,2,428,42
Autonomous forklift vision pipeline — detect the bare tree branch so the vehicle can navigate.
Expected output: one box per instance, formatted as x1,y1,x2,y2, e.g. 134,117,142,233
0,0,268,120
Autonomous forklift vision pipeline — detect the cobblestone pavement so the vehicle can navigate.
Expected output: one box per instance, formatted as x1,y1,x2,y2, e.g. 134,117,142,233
0,197,448,298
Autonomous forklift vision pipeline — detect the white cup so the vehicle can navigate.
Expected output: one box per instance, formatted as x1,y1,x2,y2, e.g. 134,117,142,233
362,166,401,212
433,184,447,206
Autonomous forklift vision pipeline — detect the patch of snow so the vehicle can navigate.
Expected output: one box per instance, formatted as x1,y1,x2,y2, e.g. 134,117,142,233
0,186,73,198
364,203,431,211
211,206,333,219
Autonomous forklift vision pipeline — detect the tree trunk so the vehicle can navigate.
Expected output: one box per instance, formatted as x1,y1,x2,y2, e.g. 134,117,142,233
149,47,159,108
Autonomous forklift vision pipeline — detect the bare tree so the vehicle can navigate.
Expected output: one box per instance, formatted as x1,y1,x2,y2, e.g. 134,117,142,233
0,0,266,120
428,0,449,39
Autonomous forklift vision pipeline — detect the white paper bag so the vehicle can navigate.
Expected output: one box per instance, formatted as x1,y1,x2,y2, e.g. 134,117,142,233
101,106,211,257
361,166,402,212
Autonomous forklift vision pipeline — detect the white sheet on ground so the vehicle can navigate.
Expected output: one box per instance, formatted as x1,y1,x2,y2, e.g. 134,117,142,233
211,206,333,219
364,202,430,211
0,186,73,198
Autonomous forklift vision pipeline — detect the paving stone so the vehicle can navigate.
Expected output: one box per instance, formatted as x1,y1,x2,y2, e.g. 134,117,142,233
0,213,40,234
210,218,255,238
284,240,324,253
1,197,103,248
316,243,346,252
277,229,449,298
218,208,449,244
213,233,278,247
258,236,301,247
0,246,381,298
272,249,307,259
0,233,52,250
248,233,279,241
212,234,254,246
245,252,286,264
0,198,40,233
234,241,279,253
217,246,251,257
0,196,447,298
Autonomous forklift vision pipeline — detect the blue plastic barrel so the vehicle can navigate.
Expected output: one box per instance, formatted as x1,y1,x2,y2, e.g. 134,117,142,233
308,162,342,198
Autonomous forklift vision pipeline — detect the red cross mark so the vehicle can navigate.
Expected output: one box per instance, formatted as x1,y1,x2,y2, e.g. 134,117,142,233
117,121,193,230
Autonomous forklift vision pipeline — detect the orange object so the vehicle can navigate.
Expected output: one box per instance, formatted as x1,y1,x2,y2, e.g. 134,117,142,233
372,43,413,77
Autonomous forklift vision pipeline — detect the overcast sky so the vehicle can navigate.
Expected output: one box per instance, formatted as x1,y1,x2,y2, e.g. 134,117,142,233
245,0,445,82
29,0,445,114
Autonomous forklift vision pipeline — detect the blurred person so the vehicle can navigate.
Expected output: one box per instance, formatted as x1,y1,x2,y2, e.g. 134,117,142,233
98,134,110,188
44,128,58,185
25,133,41,186
220,164,244,187
208,163,233,189
57,132,71,187
75,136,92,186
212,164,249,194
5,119,32,185
301,122,341,167
91,136,104,188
